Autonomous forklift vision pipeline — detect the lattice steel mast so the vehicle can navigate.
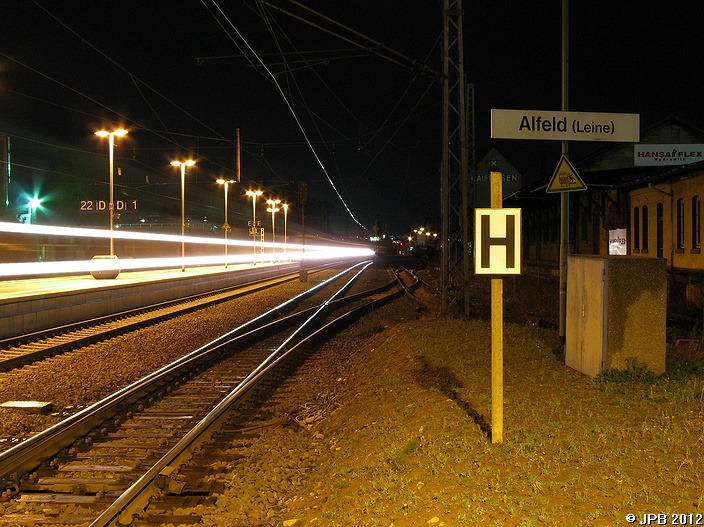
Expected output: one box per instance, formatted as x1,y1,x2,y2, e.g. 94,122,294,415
441,0,470,315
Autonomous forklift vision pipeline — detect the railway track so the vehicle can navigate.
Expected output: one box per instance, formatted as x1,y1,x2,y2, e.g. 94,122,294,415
0,264,334,373
0,260,412,526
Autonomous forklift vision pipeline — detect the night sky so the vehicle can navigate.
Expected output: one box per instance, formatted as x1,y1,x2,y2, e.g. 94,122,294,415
2,1,703,236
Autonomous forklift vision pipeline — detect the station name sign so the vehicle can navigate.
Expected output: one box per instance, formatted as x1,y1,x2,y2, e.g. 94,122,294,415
491,109,640,142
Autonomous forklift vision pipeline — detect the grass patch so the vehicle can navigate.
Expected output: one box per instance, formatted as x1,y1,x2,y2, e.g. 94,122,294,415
598,357,659,383
388,439,419,470
354,324,387,340
288,314,704,526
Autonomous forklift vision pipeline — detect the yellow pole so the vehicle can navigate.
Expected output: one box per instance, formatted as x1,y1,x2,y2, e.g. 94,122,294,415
559,0,570,341
224,181,229,268
490,171,503,444
180,164,186,272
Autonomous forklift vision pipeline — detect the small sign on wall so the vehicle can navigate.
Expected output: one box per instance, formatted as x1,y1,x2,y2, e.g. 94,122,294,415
608,228,628,255
634,144,704,166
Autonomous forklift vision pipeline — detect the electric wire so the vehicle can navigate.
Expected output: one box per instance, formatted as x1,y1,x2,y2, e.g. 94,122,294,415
252,3,356,210
253,0,443,212
7,1,441,233
203,0,368,230
3,1,239,190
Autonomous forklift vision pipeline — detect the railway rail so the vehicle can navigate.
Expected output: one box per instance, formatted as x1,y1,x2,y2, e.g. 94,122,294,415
0,260,417,526
0,264,334,373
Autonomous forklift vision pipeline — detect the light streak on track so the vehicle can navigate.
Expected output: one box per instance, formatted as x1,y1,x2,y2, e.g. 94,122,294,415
0,222,375,277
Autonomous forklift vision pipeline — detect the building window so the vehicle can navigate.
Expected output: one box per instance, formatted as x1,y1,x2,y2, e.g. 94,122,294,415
657,202,664,258
580,199,589,243
693,195,701,253
642,205,649,253
676,198,685,251
541,210,549,243
633,206,640,252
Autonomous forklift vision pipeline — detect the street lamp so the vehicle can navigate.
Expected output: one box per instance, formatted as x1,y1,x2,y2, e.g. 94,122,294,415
266,198,281,258
217,178,236,268
95,129,128,255
170,159,196,271
27,197,41,224
282,203,289,258
246,190,263,259
413,227,424,245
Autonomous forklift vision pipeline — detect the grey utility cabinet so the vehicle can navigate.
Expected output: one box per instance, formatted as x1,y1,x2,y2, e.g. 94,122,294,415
565,255,666,377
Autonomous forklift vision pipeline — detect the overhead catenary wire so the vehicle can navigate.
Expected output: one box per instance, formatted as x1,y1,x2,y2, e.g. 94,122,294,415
254,1,435,179
253,0,443,225
252,0,442,225
27,1,230,149
2,1,242,186
252,2,357,212
7,1,440,232
203,0,369,230
260,0,442,82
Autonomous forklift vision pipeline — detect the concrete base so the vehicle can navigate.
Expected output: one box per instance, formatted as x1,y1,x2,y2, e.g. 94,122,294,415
90,255,121,280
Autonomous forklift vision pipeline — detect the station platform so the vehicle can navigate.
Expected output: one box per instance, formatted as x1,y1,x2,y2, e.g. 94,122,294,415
0,262,300,340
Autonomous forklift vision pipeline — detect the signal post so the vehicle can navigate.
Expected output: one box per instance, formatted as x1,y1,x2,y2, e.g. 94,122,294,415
475,171,521,444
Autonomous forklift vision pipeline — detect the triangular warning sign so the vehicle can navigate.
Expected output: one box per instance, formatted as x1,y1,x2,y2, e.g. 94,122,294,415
546,155,587,193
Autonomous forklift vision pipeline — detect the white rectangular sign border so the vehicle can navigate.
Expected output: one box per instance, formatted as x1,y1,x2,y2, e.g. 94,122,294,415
474,208,522,275
491,109,640,142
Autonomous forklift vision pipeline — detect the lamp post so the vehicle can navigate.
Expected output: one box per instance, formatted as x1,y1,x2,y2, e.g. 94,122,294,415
170,159,196,271
246,190,263,259
266,198,281,258
282,203,289,259
28,197,40,224
95,129,128,255
217,178,236,268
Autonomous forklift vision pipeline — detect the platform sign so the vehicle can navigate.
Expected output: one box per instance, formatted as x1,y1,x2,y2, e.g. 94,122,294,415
491,109,640,142
546,155,587,193
474,208,521,275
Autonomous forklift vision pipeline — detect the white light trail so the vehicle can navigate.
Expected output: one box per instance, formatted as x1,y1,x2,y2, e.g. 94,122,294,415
0,222,371,252
0,222,375,277
0,250,372,277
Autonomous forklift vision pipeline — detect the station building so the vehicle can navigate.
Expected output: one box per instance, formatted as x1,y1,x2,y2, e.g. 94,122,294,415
506,116,704,323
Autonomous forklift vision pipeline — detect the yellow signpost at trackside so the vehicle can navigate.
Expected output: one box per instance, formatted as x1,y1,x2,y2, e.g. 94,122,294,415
490,171,504,444
473,170,523,444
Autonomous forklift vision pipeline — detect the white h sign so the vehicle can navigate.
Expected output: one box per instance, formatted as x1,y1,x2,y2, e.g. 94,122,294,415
475,209,522,275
